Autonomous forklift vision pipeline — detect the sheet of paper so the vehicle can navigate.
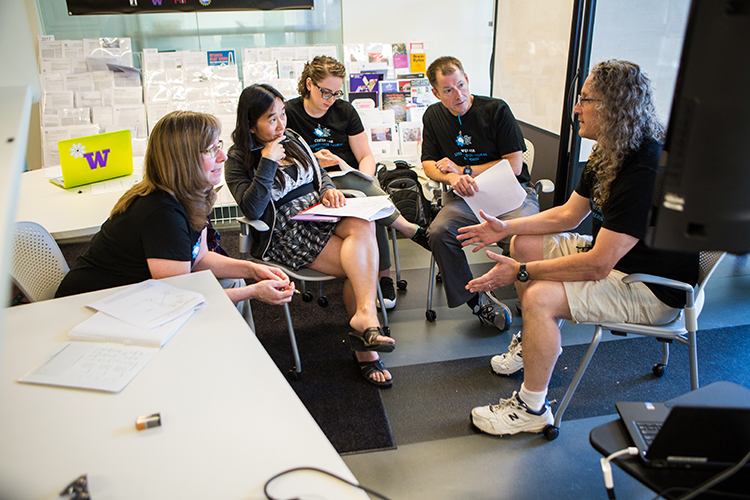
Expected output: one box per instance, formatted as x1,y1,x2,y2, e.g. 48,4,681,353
86,279,204,330
90,174,142,195
457,160,528,219
69,309,194,348
18,342,159,393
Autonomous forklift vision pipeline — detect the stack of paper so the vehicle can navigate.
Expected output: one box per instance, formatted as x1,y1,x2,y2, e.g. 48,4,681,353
292,195,396,222
17,280,205,393
72,279,205,347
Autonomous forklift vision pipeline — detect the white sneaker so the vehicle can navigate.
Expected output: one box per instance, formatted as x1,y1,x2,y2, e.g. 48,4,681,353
471,391,553,436
474,291,512,331
490,333,563,375
491,332,523,375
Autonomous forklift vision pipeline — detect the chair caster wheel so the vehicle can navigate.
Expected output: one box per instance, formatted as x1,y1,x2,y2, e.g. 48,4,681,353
318,296,329,307
543,425,559,441
302,292,313,302
287,370,301,381
652,363,666,377
436,272,442,283
397,279,407,291
426,310,437,322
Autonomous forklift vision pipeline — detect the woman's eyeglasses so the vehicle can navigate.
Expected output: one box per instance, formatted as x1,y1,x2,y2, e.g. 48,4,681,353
201,140,223,158
314,82,344,100
576,94,602,106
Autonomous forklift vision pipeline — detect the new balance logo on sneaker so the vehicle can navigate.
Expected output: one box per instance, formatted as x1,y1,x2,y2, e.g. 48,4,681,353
473,291,512,331
470,391,553,436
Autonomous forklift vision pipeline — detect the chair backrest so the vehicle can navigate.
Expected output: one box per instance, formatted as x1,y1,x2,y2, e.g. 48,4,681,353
11,221,70,302
523,138,535,174
692,251,725,314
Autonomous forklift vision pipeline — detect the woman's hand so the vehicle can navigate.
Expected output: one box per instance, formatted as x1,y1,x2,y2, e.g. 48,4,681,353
321,188,346,208
315,149,342,169
250,280,295,305
250,262,289,283
457,210,509,252
261,136,286,163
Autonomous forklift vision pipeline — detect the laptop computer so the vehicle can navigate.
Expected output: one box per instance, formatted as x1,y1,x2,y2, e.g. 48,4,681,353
616,401,750,468
51,129,134,189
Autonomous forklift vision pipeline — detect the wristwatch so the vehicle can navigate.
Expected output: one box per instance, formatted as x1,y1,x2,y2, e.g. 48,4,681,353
517,263,529,282
463,166,473,176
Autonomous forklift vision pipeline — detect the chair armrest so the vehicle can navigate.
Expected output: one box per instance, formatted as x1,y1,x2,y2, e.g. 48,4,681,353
534,179,555,194
340,189,366,198
622,273,694,293
622,273,695,308
237,216,270,232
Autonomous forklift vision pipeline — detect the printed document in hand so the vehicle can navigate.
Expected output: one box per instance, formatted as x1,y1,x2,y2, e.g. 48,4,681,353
458,160,527,220
292,195,396,222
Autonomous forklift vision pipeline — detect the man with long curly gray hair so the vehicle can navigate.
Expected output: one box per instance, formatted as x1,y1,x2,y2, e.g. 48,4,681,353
455,59,699,436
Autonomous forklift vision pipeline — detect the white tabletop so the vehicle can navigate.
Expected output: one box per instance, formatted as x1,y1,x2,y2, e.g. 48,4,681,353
0,271,366,500
15,168,140,241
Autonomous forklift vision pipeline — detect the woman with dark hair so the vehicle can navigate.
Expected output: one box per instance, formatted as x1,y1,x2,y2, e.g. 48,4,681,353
56,111,295,309
284,55,430,310
225,83,396,387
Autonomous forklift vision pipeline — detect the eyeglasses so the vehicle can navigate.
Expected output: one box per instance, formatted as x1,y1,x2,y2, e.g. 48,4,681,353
314,82,344,100
201,139,223,158
577,94,602,106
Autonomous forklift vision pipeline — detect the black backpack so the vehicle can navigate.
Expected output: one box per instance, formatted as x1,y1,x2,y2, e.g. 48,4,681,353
377,160,432,228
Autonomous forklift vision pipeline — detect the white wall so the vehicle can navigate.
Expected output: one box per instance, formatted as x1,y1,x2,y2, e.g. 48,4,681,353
341,0,496,97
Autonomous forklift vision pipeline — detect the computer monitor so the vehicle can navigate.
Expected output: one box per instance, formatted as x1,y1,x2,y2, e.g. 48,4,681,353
648,0,750,254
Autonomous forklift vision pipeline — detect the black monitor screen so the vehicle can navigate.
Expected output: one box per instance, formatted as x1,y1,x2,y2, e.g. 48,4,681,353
648,0,750,254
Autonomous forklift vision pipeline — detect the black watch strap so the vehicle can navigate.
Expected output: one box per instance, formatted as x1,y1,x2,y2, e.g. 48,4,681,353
517,262,529,282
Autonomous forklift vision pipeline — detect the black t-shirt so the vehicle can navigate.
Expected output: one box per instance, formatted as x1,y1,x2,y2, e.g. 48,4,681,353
285,97,365,170
55,190,202,297
575,139,698,308
421,95,530,183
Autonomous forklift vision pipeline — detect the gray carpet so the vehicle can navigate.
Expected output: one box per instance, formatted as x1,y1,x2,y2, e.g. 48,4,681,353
384,326,750,445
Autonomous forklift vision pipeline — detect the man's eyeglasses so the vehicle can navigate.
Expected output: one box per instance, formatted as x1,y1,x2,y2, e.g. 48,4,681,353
201,140,223,158
577,94,602,106
314,82,344,100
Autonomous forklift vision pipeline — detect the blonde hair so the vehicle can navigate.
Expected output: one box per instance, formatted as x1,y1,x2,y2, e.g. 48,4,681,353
586,60,665,204
111,111,220,231
297,56,346,99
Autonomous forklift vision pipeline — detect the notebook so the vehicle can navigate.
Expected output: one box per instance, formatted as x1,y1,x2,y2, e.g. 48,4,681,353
616,401,750,468
51,129,134,188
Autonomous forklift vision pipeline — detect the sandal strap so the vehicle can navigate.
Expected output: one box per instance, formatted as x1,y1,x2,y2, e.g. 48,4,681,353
358,358,387,375
362,326,384,344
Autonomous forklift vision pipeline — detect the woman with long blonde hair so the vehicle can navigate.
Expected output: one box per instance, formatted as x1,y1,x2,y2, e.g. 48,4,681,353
56,111,295,308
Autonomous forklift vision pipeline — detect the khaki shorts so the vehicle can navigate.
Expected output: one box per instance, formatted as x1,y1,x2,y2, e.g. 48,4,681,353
543,233,679,325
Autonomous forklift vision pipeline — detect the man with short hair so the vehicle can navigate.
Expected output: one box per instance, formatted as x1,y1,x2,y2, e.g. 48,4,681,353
422,56,539,330
458,60,699,436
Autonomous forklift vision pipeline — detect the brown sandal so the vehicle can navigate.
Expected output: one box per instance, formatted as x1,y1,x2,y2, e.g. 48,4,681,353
348,326,395,353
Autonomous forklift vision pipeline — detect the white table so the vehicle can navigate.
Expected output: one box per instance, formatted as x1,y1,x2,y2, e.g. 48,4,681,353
14,168,141,241
0,271,367,500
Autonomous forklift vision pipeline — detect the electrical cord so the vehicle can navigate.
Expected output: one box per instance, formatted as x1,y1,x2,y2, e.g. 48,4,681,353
263,466,392,500
649,447,750,500
600,447,640,499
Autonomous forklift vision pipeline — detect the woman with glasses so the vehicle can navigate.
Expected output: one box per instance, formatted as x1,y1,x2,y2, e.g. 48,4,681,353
56,111,296,310
225,83,396,387
285,55,430,310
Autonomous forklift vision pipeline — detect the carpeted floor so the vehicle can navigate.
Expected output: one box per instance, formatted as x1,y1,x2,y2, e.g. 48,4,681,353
383,325,750,445
248,278,396,455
